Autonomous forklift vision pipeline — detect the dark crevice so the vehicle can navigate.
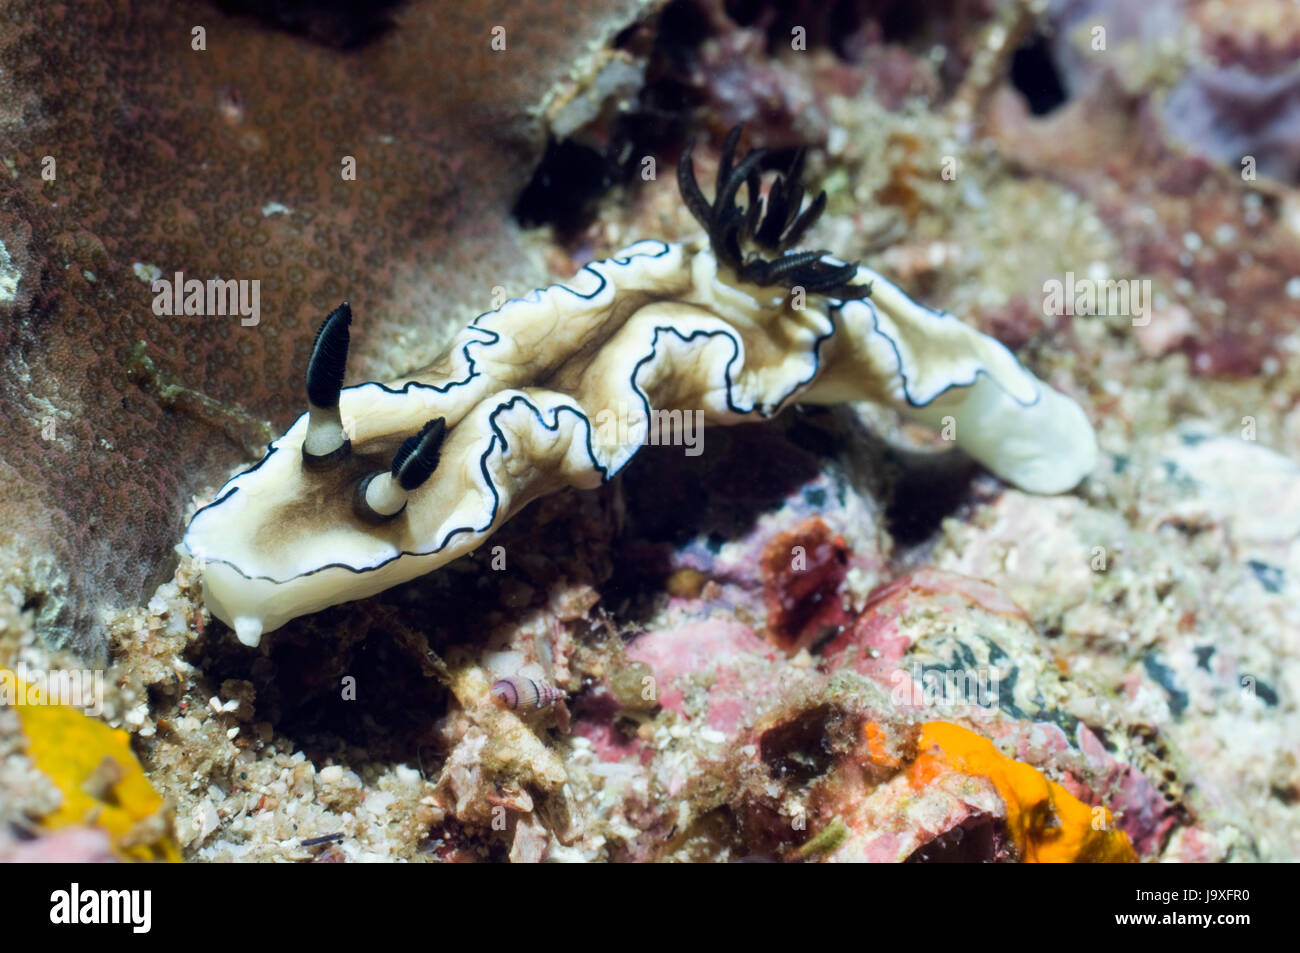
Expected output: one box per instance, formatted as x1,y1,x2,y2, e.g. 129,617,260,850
760,704,838,782
514,0,713,238
598,420,823,624
657,0,715,63
722,0,763,27
905,814,1014,862
884,449,979,547
210,0,407,48
877,0,926,44
512,139,621,239
1010,32,1069,116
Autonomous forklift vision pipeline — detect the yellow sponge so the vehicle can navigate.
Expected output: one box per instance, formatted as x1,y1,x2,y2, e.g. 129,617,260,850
6,669,179,862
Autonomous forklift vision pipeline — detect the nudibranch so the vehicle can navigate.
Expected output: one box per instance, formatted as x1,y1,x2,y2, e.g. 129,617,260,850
184,127,1097,647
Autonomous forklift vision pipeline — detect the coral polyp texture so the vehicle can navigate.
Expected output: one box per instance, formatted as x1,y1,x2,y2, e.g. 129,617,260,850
183,131,1096,645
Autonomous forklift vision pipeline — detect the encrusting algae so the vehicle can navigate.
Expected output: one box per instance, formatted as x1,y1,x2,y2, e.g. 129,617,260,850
4,669,179,862
911,721,1135,864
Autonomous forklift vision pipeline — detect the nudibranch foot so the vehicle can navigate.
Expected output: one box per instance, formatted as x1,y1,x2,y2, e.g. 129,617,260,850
183,126,1097,644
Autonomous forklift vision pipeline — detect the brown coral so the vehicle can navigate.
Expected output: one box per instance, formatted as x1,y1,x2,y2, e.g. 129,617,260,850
0,0,655,653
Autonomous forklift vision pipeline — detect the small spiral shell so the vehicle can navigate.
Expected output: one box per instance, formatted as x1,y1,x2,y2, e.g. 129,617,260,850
491,677,565,711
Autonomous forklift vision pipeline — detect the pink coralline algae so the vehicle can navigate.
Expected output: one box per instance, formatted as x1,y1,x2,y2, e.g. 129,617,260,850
566,521,1186,861
1165,64,1300,185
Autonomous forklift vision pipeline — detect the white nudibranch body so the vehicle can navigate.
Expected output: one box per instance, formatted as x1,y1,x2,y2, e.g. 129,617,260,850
183,133,1097,646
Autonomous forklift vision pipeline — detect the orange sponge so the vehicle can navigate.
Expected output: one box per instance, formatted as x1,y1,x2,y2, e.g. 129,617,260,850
6,669,179,862
912,721,1136,863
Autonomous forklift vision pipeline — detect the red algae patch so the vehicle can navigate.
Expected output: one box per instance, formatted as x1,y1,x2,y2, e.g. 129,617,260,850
760,517,852,653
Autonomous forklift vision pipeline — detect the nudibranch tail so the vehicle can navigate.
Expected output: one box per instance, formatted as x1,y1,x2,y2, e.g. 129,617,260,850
807,267,1098,495
302,301,352,466
182,127,1098,645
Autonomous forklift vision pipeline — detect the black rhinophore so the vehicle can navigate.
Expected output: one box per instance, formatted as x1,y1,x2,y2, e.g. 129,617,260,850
391,418,448,491
305,301,352,408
